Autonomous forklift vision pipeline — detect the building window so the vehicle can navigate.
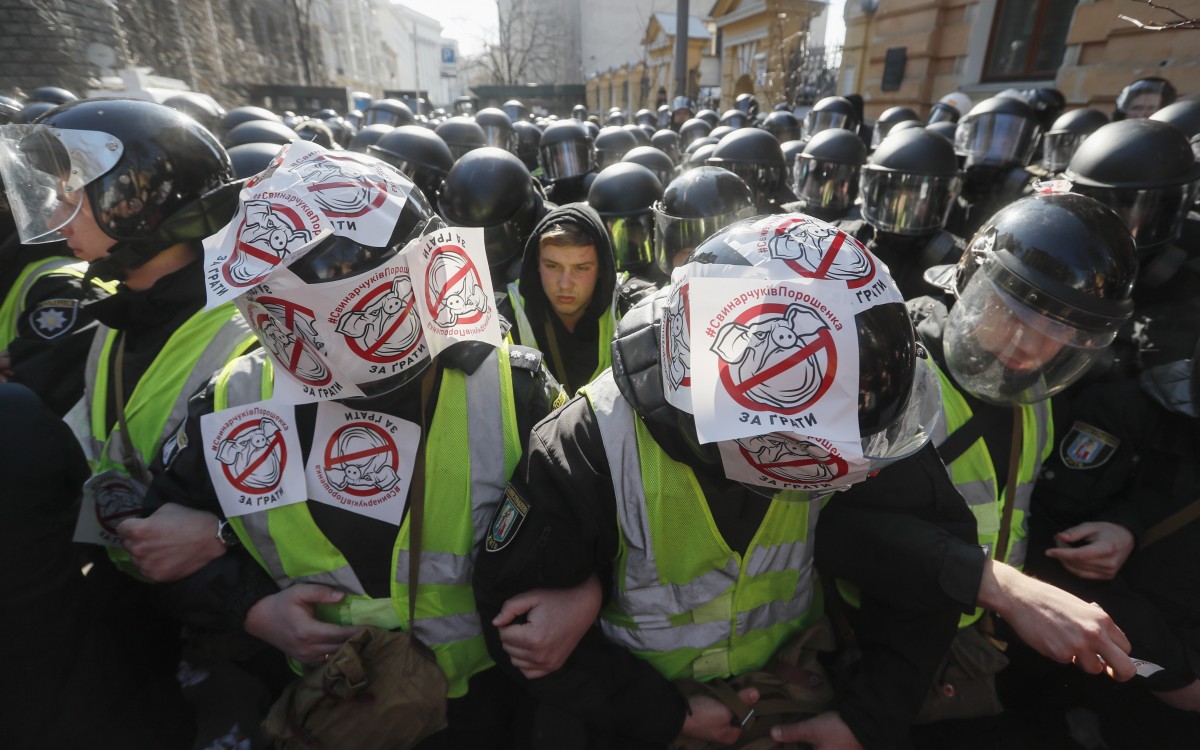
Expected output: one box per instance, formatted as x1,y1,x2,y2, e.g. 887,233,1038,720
983,0,1079,81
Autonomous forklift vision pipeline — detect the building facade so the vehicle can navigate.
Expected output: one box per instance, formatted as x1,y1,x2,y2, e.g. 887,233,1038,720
839,0,1200,120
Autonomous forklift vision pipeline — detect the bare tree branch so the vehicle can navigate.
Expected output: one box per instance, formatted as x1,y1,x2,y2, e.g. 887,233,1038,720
1118,0,1200,31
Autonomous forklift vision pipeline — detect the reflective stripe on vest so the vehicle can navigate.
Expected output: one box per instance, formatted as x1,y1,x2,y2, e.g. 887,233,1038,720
583,371,821,681
0,258,100,349
215,347,522,698
506,280,615,390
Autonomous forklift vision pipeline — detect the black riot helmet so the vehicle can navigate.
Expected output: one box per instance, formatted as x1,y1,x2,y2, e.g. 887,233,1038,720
369,125,455,209
439,147,542,273
686,143,719,171
12,101,56,125
219,106,282,140
706,127,787,208
1041,108,1108,173
780,139,805,187
804,96,859,141
762,111,800,143
571,104,589,122
1115,77,1176,120
312,108,340,122
606,108,628,126
657,104,671,129
926,121,959,144
594,126,638,170
293,120,335,149
870,106,919,149
325,118,354,149
651,129,681,164
696,109,720,128
635,108,656,127
163,92,226,133
512,120,542,171
348,123,394,153
364,99,414,128
861,127,961,236
622,145,675,188
794,128,867,220
927,102,962,126
2,99,234,280
954,96,1040,169
224,119,299,148
946,193,1137,405
734,93,759,118
582,120,600,140
1064,119,1200,252
709,125,736,141
435,117,487,161
623,123,652,146
538,119,592,181
226,142,283,180
588,162,663,272
476,107,516,151
653,166,754,274
1150,100,1200,142
719,109,749,129
503,99,529,122
28,87,77,105
678,118,713,151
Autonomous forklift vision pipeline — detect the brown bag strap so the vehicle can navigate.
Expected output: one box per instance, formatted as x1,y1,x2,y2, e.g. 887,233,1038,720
542,318,569,386
407,366,437,627
993,408,1024,565
1141,496,1200,549
112,333,152,485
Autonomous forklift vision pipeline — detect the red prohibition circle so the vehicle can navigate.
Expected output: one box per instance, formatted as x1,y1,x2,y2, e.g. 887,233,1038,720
323,422,400,498
425,245,485,326
219,418,287,495
772,217,876,290
341,278,422,363
739,441,848,485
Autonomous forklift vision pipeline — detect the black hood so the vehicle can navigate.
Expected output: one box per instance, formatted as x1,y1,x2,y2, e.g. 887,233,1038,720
517,202,616,324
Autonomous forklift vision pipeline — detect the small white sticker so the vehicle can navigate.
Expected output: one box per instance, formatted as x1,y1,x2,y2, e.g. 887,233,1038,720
201,402,308,518
1132,658,1165,678
74,469,148,546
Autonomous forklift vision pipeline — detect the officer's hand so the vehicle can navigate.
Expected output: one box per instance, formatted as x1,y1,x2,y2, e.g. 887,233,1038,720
116,503,226,582
493,573,602,679
978,559,1135,680
677,687,759,745
243,585,361,666
770,711,863,749
1045,521,1135,580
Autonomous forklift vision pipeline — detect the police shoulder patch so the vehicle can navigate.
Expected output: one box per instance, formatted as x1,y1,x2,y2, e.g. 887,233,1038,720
29,298,80,340
1059,421,1119,470
508,345,544,372
486,485,530,552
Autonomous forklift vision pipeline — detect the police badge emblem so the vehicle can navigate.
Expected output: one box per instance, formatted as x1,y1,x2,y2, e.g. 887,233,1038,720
30,298,79,339
486,486,529,552
1059,421,1119,470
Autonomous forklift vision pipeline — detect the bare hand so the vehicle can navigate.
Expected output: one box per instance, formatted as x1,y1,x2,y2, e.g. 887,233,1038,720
978,559,1135,680
1045,522,1135,580
493,573,602,678
243,584,361,665
770,711,863,749
116,503,228,582
678,687,759,745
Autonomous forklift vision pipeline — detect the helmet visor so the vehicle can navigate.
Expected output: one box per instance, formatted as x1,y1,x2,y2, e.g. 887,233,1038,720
954,113,1040,168
0,125,123,243
605,212,655,272
653,203,755,274
365,110,406,127
861,351,941,465
595,149,624,171
859,168,962,235
539,139,592,181
794,156,860,214
944,266,1113,405
712,161,783,207
1070,182,1198,250
1040,131,1086,173
804,111,851,141
481,124,514,151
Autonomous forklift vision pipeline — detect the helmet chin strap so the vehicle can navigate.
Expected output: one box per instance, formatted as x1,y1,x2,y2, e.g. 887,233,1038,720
84,241,156,283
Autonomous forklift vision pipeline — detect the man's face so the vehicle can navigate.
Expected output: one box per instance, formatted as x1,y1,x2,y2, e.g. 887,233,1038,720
1125,92,1162,119
972,298,1064,373
57,191,115,263
538,241,598,329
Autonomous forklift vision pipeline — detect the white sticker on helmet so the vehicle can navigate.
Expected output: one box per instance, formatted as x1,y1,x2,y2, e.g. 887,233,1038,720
200,402,308,519
408,226,504,357
718,433,872,492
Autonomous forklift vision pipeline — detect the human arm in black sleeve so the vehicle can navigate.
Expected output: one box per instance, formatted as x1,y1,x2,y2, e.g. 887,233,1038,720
473,395,691,746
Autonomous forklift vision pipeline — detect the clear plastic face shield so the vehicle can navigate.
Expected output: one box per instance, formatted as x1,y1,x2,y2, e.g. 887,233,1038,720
859,168,962,235
605,212,655,271
803,110,853,141
653,204,754,274
594,148,624,171
539,138,592,181
794,155,860,215
1070,181,1199,251
0,125,123,244
954,113,1040,168
1040,131,1088,173
481,124,515,152
944,254,1117,406
711,162,783,207
1116,81,1172,119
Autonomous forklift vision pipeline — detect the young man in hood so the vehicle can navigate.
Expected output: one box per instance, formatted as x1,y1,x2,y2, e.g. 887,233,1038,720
507,203,617,393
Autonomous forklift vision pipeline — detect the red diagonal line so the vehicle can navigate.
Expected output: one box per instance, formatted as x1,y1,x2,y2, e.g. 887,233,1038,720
761,456,825,470
328,443,392,466
232,431,284,487
308,181,368,191
236,242,285,266
431,261,473,310
364,300,415,356
732,329,830,395
288,340,306,374
812,231,845,278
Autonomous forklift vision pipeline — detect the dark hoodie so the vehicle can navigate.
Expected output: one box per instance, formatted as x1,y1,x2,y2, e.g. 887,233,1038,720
509,203,616,393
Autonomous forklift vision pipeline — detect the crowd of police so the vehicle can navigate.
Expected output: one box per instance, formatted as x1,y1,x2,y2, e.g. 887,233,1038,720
0,74,1198,750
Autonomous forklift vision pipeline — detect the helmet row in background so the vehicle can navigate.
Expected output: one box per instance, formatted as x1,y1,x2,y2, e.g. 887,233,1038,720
370,125,456,213
705,128,789,211
861,128,961,236
793,128,866,221
652,166,755,274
